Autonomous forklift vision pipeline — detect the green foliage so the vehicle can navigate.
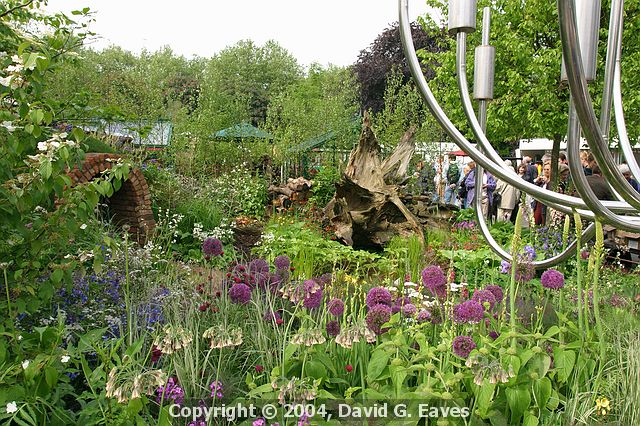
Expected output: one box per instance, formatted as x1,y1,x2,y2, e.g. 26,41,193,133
308,165,341,208
253,218,391,277
372,68,444,154
266,64,360,164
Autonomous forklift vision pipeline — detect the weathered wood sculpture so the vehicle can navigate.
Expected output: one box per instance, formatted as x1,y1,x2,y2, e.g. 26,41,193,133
324,113,424,249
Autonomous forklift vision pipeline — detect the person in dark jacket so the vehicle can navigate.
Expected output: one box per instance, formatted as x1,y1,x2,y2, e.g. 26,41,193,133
618,163,640,193
585,164,614,200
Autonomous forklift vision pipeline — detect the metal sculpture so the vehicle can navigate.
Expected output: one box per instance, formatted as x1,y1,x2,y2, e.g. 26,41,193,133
398,0,640,267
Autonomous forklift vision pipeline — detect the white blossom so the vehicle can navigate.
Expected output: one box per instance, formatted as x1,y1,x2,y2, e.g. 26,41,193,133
6,401,17,414
80,224,87,230
1,121,15,132
21,360,30,370
61,355,70,363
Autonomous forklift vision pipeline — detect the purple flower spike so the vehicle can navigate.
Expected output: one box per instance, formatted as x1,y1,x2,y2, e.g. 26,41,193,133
452,335,476,358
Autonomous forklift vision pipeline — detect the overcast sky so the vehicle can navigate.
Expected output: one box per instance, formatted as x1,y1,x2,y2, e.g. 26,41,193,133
43,1,436,67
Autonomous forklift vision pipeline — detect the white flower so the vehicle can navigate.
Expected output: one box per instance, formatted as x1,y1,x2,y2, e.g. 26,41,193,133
6,401,17,414
7,64,23,73
21,360,30,369
61,355,70,363
37,141,48,151
16,335,23,341
0,76,11,87
11,54,21,63
1,121,15,132
80,224,87,230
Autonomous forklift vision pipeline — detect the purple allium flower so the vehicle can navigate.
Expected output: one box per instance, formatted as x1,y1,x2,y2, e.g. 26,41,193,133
202,238,223,256
156,377,185,405
249,258,270,274
402,303,417,317
229,283,252,305
541,269,565,290
416,309,432,323
315,273,333,286
326,320,340,337
253,419,267,426
500,260,511,274
274,255,290,270
366,304,392,335
453,300,485,324
488,331,499,340
452,335,477,358
472,289,497,310
209,380,223,399
303,287,323,309
421,265,447,299
366,287,392,308
327,298,345,317
484,285,504,303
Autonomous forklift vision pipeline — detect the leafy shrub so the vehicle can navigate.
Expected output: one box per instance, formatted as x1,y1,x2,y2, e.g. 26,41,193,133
309,165,341,207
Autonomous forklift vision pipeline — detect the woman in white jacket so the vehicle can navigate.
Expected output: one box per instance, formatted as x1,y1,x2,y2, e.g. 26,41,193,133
495,160,520,222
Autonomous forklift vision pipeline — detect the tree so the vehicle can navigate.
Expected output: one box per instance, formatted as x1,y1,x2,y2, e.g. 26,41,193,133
352,21,445,114
195,39,302,132
372,68,445,155
266,64,360,164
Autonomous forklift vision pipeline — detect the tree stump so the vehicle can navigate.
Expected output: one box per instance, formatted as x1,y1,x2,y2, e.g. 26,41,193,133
324,113,424,250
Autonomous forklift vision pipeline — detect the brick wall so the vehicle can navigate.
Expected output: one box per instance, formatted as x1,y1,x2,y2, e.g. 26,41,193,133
67,153,156,242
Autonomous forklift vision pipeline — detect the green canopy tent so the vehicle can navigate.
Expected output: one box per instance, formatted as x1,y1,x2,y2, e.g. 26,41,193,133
211,122,274,140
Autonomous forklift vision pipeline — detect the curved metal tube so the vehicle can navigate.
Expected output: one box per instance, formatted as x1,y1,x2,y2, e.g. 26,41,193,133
599,0,623,143
397,0,636,217
558,0,640,212
455,31,578,217
612,8,640,181
463,21,593,265
566,98,640,231
457,28,640,231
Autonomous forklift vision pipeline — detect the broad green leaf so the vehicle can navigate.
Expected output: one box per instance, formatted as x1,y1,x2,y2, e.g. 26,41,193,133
44,366,58,388
533,377,552,409
304,360,327,380
505,386,531,423
553,349,576,383
367,349,391,382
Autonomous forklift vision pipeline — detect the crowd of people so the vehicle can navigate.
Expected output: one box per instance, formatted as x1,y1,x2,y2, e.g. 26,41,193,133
415,151,640,227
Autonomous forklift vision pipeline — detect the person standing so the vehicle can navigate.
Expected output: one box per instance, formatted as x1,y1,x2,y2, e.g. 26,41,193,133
533,161,552,225
522,156,538,183
465,165,497,217
495,160,520,222
444,154,460,205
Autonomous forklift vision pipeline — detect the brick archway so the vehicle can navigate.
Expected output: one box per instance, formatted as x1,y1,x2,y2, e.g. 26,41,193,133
68,153,155,241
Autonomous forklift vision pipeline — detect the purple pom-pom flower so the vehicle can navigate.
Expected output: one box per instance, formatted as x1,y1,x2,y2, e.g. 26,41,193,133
202,238,223,256
229,283,252,304
453,300,484,324
541,269,565,290
452,335,477,358
366,287,392,308
365,304,392,335
327,298,345,317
